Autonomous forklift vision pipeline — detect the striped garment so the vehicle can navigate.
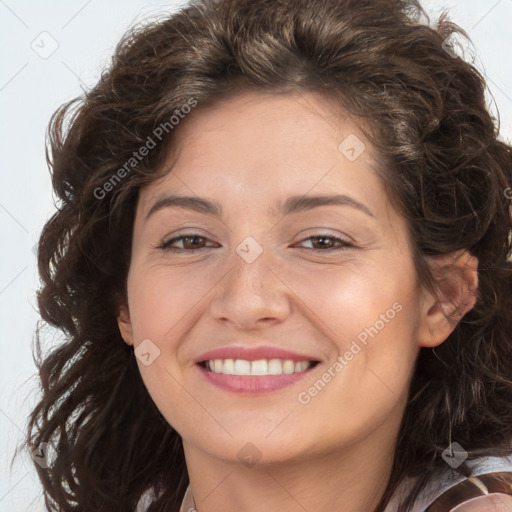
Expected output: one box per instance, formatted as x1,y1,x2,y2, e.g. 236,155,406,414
135,453,512,511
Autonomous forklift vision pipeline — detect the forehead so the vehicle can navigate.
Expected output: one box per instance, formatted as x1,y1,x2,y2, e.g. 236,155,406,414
137,90,392,221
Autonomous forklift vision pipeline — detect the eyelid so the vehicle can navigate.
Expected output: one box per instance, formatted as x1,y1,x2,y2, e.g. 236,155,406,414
157,233,217,251
293,234,354,251
157,232,354,253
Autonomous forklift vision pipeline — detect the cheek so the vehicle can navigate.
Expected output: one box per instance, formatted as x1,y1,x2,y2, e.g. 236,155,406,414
292,262,419,427
125,264,217,429
288,258,417,347
126,263,212,342
125,265,198,430
294,320,417,457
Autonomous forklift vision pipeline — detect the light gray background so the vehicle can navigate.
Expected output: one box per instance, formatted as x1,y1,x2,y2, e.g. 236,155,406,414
1,1,511,510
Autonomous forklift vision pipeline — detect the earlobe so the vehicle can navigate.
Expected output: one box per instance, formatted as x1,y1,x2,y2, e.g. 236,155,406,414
417,250,479,348
117,304,134,346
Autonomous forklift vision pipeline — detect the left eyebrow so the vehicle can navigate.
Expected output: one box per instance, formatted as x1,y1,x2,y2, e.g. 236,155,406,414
274,194,375,218
144,193,375,221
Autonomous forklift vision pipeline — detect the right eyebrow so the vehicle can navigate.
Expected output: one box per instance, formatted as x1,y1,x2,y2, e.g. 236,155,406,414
145,195,222,221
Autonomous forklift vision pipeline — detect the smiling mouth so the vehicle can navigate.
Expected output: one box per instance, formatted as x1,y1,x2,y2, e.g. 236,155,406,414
199,358,320,376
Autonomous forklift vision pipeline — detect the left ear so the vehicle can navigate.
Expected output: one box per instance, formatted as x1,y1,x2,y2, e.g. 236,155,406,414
417,249,479,348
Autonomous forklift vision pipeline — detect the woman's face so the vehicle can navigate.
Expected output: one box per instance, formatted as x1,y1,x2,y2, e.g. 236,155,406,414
118,90,432,466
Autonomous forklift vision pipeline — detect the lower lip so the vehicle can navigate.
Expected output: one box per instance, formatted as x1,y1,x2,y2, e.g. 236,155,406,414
197,364,317,394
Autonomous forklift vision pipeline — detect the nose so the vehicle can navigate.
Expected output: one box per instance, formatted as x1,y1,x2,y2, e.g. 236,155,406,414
208,240,292,331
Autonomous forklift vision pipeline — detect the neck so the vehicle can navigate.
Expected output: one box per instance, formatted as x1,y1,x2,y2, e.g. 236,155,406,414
182,422,400,512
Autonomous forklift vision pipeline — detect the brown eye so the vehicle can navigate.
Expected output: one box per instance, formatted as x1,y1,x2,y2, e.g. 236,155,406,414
297,235,353,252
159,234,215,252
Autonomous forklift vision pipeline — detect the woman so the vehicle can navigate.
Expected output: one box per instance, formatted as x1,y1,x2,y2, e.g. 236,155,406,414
22,0,512,510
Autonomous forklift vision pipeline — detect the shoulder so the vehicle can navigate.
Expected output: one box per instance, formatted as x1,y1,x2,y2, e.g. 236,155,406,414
447,492,512,511
385,451,512,512
425,471,512,511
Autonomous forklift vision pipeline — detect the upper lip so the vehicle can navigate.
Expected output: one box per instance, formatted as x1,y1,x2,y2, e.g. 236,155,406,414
196,345,320,364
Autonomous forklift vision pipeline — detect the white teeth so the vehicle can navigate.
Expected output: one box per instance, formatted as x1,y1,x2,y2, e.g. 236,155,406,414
282,360,295,374
234,359,251,376
267,359,283,375
204,358,313,376
295,361,309,372
250,359,268,375
223,358,235,374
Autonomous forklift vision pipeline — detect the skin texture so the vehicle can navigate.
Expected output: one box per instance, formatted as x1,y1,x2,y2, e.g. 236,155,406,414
117,91,478,512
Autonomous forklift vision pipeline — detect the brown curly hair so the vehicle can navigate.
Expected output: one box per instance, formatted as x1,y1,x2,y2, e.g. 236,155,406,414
16,0,512,510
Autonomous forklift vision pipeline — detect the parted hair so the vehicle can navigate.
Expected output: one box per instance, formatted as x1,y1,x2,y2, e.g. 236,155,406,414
16,0,512,510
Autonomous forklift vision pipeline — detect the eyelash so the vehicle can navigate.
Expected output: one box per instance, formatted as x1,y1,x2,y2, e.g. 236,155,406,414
157,233,354,253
